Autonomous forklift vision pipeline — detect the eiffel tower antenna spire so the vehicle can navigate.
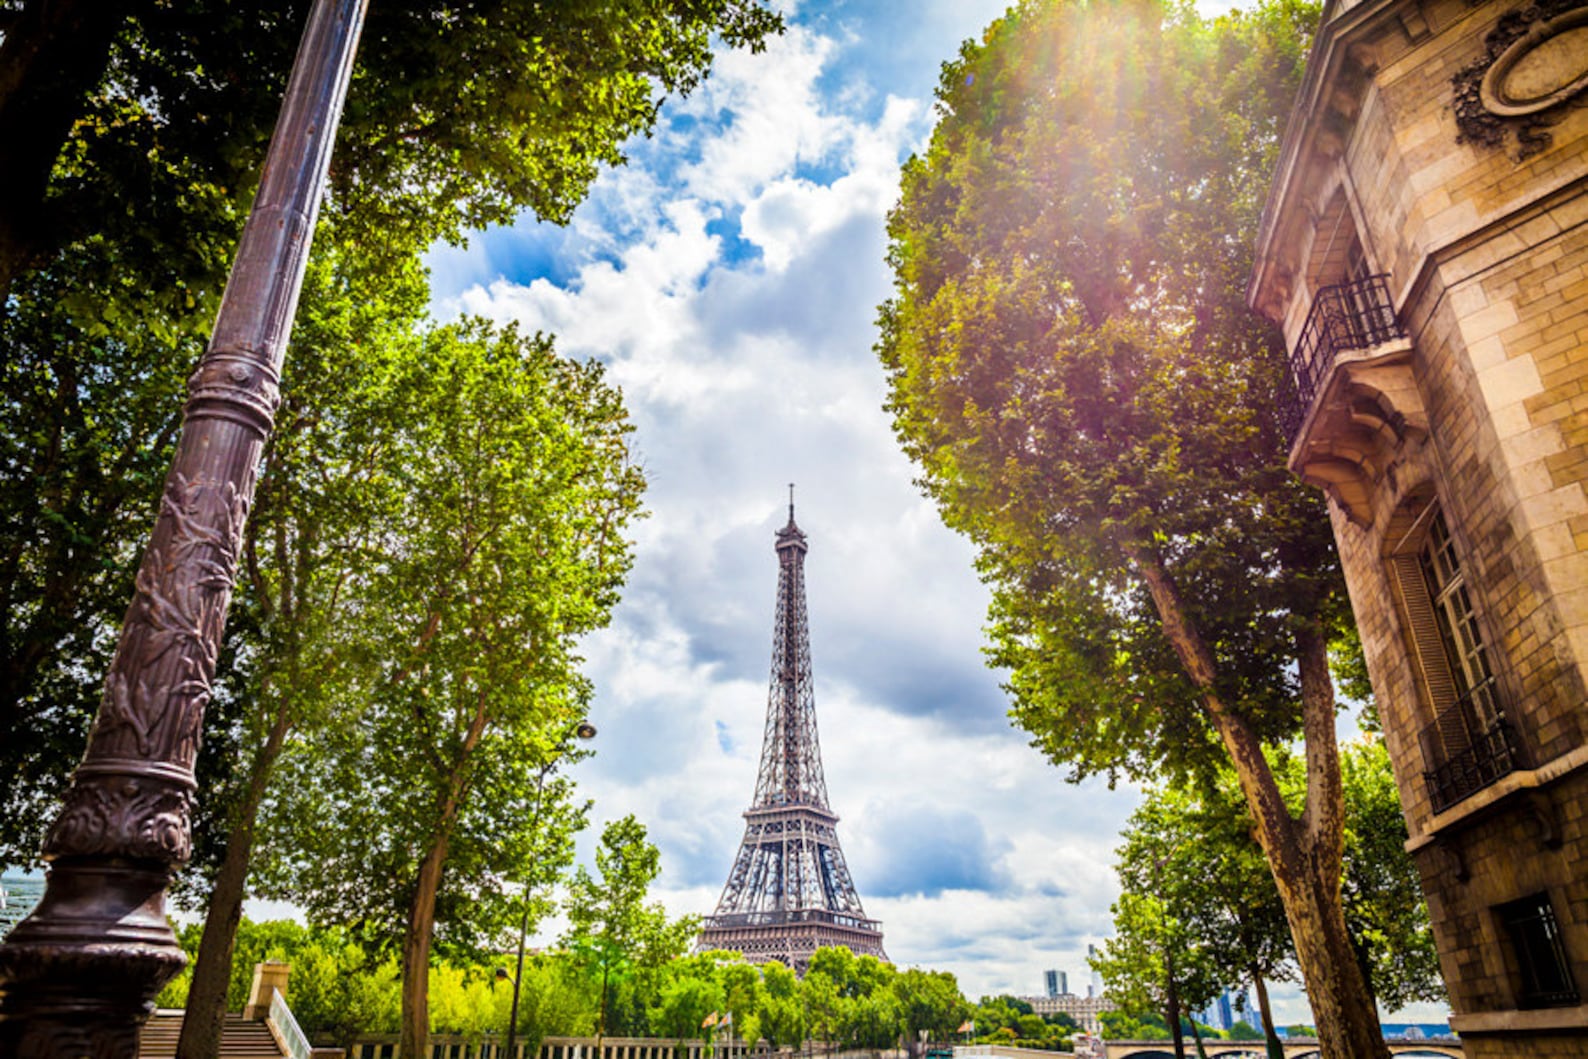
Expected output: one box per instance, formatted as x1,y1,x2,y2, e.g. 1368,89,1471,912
697,496,886,972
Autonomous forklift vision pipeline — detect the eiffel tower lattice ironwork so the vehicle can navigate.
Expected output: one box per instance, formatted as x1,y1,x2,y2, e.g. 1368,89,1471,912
697,493,886,972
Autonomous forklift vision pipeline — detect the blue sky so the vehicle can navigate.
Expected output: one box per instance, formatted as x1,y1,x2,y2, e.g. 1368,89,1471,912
425,0,1442,1024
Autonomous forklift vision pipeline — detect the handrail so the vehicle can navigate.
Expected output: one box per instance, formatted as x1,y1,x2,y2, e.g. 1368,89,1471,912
268,986,314,1059
1282,273,1406,440
1422,678,1521,813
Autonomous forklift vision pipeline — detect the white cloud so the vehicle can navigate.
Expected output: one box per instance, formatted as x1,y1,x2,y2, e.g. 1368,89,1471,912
424,0,1447,1029
676,26,847,206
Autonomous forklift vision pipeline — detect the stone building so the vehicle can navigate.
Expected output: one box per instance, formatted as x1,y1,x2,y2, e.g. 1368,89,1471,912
1248,0,1588,1053
1027,992,1111,1038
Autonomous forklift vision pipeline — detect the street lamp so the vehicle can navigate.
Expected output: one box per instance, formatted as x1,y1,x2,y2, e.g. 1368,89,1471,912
0,2,368,1054
504,721,598,1059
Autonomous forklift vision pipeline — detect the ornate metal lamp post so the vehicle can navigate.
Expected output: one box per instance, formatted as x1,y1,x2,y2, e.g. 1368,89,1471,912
0,2,367,1054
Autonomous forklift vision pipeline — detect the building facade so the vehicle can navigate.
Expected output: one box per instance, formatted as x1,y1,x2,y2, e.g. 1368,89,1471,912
1249,0,1588,1053
1028,993,1110,1038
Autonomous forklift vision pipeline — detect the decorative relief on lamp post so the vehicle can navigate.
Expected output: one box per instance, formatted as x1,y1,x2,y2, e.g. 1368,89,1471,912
1453,0,1588,160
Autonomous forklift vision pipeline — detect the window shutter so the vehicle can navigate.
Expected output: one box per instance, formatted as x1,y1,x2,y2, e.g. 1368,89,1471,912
1390,553,1466,755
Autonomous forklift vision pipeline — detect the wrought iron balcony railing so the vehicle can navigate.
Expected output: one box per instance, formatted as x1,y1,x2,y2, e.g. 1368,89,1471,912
1281,273,1406,440
1423,680,1522,813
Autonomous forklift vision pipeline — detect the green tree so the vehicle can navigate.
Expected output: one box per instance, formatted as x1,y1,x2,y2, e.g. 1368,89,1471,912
876,2,1390,1056
1104,782,1293,1058
1101,739,1443,1059
758,962,806,1049
175,228,431,1059
1335,741,1444,1011
650,959,726,1042
256,322,643,1059
0,1,783,301
1090,892,1222,1059
0,0,781,870
564,816,699,1050
892,968,970,1057
510,953,600,1047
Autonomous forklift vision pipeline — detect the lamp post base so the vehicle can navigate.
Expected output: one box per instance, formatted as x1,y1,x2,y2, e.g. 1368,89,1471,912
0,860,186,1059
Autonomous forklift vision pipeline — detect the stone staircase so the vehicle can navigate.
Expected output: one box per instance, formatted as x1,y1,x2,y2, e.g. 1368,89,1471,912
139,1010,287,1058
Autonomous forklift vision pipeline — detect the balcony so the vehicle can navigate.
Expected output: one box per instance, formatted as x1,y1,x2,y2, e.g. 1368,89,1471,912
1423,680,1523,814
1281,273,1422,525
1281,273,1406,440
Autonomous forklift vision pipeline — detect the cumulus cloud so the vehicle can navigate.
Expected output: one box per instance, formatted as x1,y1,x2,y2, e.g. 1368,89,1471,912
419,0,1384,1018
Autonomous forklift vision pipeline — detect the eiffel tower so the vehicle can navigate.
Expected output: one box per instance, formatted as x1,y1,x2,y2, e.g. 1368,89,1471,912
697,492,886,972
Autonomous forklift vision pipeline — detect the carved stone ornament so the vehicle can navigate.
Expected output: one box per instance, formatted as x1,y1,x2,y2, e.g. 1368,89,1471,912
1453,0,1588,160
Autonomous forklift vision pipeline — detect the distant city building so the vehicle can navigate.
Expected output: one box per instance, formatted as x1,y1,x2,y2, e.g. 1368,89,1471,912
1194,991,1236,1033
1028,992,1110,1038
0,873,45,937
1044,969,1066,998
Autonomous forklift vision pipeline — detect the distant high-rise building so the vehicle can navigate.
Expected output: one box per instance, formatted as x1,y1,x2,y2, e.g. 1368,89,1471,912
1195,991,1237,1033
1044,969,1066,998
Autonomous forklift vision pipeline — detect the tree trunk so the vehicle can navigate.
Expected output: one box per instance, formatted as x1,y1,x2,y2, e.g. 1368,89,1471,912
1187,1013,1208,1059
399,824,451,1059
1250,969,1284,1059
1131,548,1389,1059
398,691,492,1059
176,705,294,1059
0,0,131,302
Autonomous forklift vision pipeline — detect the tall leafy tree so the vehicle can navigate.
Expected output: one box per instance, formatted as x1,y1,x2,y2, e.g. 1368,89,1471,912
563,815,699,1050
875,1,1395,1056
1100,782,1296,1059
257,321,643,1059
0,0,781,865
1099,740,1443,1058
1090,892,1221,1059
175,238,431,1058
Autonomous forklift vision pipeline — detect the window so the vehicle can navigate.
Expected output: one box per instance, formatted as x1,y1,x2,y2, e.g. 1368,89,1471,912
1386,502,1519,810
1419,510,1500,734
1497,893,1579,1008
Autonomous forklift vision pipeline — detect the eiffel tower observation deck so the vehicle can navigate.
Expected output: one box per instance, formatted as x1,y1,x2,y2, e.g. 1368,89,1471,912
697,493,886,972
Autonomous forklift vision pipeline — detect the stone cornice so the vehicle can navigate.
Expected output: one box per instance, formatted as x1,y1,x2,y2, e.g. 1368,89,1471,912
1249,0,1409,318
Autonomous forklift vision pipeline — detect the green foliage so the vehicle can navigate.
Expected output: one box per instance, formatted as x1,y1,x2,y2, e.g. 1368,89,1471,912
155,919,402,1043
878,0,1334,791
1101,1010,1170,1041
1230,1019,1262,1040
1098,738,1444,1018
967,994,1068,1051
154,927,975,1049
0,0,781,867
1337,740,1444,1010
257,319,641,949
757,962,805,1048
564,816,700,1039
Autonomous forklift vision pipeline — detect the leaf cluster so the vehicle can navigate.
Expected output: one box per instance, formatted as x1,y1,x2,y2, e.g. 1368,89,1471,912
254,320,644,956
876,0,1334,787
